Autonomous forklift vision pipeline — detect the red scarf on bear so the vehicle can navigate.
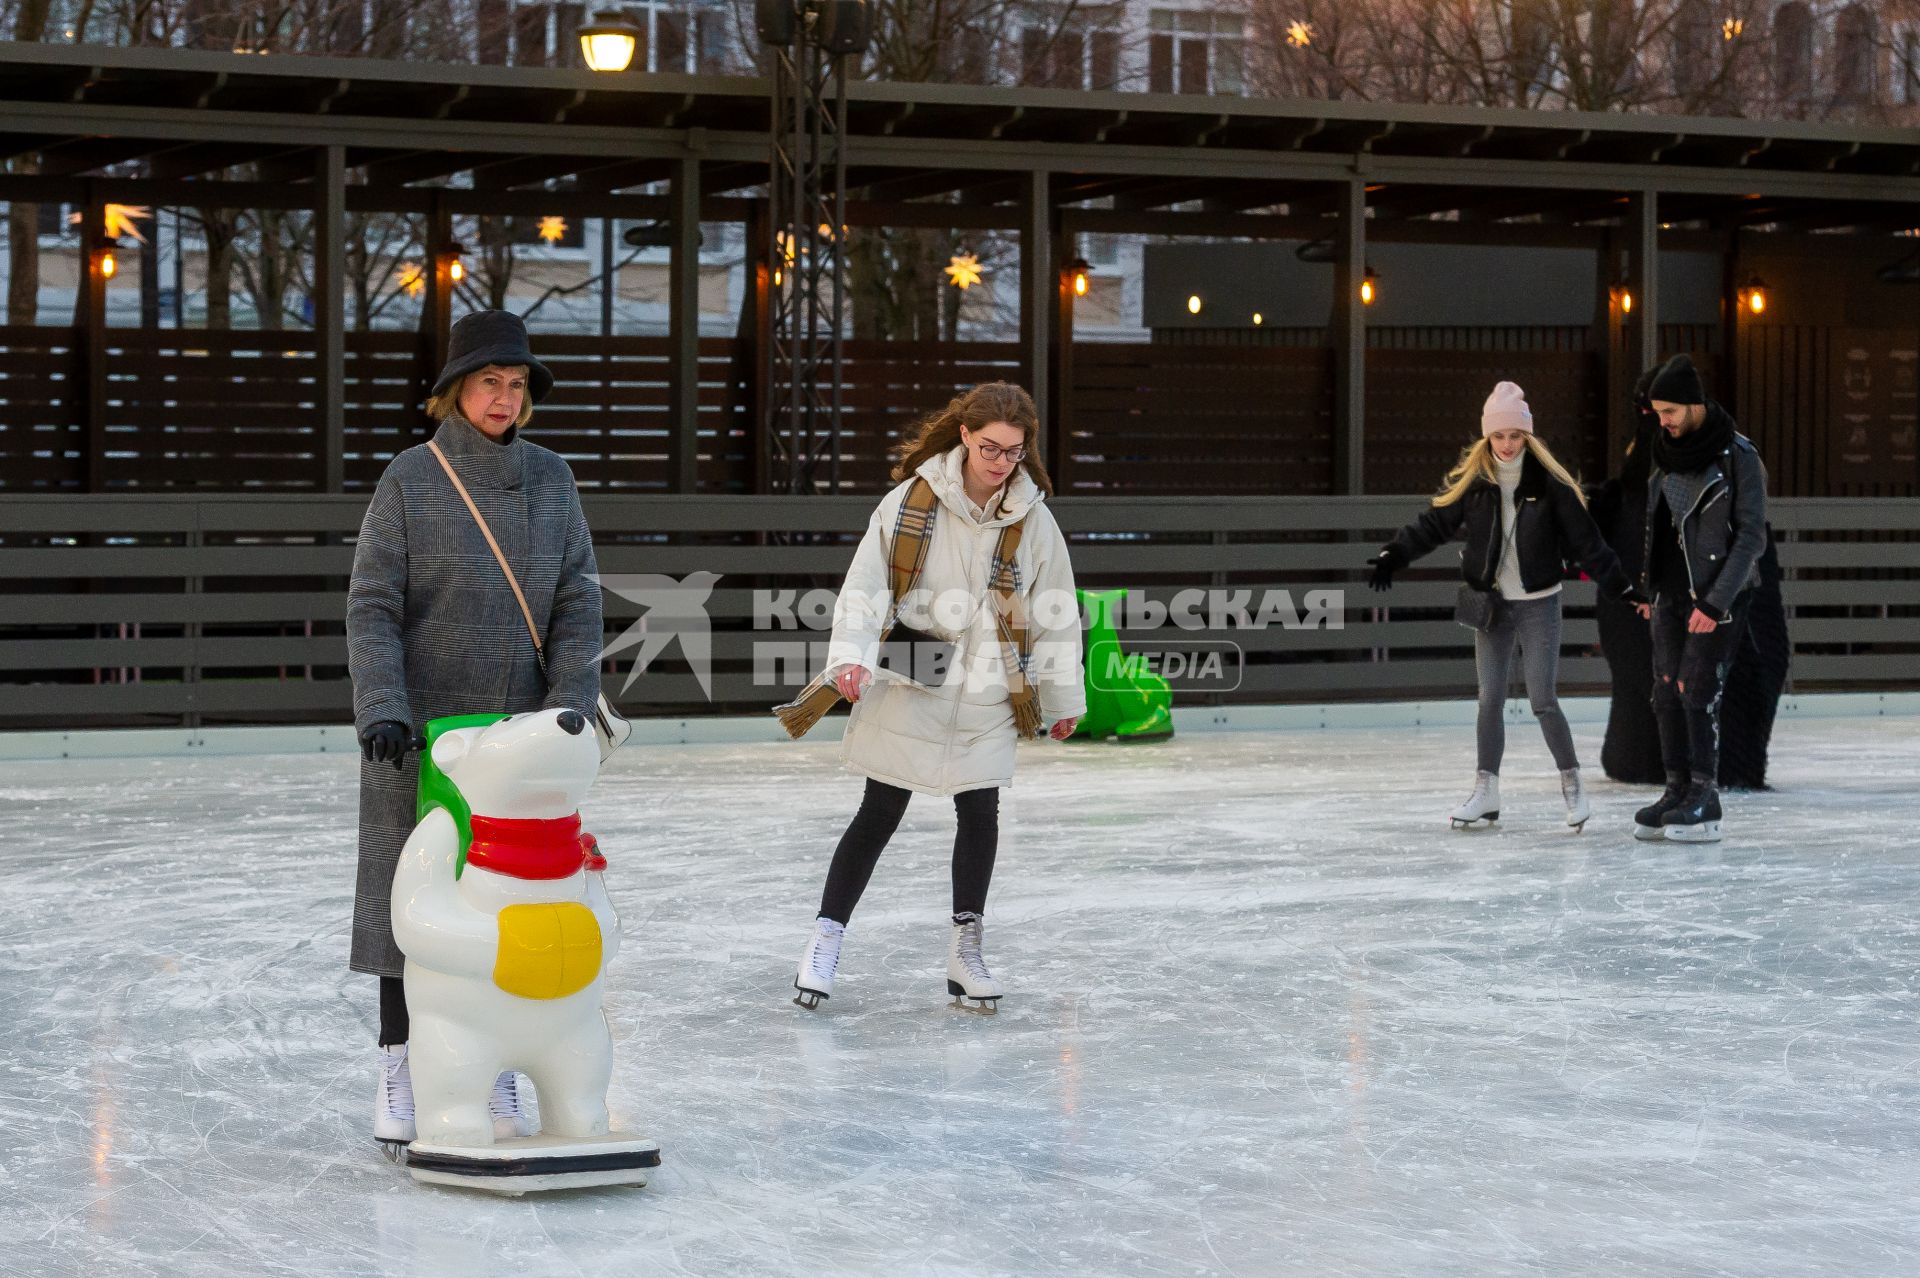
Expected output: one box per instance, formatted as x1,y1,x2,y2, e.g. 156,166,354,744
467,813,604,879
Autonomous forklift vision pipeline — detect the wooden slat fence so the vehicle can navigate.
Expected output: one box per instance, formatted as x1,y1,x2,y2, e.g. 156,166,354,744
1,494,1913,730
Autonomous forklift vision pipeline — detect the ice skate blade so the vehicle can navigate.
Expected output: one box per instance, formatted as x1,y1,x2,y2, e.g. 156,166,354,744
1567,818,1588,833
792,983,828,1010
377,1139,409,1164
1663,821,1723,843
1632,822,1667,841
1449,812,1498,830
405,1133,659,1195
946,980,1000,1013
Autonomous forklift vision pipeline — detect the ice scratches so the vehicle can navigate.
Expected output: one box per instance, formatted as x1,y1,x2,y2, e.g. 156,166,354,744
6,717,1920,1274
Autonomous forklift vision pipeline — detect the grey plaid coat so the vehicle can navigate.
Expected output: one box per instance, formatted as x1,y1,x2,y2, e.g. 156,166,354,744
346,415,603,976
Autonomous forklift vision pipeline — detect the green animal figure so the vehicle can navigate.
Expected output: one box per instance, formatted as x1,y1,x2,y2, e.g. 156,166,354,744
1072,588,1174,742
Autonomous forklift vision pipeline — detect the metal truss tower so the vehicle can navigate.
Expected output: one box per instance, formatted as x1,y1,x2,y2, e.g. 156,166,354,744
760,0,868,494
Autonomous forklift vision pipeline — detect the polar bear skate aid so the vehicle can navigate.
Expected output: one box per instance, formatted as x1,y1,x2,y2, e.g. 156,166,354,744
388,707,657,1195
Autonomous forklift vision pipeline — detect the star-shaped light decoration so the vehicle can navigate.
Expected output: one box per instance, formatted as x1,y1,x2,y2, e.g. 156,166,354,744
537,216,568,243
1286,20,1313,48
944,252,983,291
70,204,152,244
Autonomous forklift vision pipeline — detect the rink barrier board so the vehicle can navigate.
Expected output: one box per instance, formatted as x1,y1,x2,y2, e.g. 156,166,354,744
3,652,1915,724
2,693,1915,762
0,494,1914,727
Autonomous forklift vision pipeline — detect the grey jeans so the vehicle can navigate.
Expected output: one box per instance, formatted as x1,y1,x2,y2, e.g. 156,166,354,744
1475,593,1578,775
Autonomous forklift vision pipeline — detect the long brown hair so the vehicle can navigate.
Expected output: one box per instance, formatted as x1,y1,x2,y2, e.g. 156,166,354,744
891,381,1055,496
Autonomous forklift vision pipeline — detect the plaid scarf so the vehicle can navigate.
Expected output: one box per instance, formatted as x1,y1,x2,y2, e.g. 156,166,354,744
775,479,1041,739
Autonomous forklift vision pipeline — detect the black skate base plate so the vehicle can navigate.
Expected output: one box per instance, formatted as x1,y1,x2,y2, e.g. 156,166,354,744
947,979,1000,1013
405,1133,659,1195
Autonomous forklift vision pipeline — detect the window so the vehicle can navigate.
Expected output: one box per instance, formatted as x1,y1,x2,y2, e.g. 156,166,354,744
1834,4,1877,103
1148,9,1245,95
35,202,69,238
1090,30,1122,88
505,3,588,67
1896,23,1920,105
614,2,730,73
695,8,728,72
1020,9,1122,90
1772,1,1813,101
1670,0,1714,94
479,0,510,63
514,2,550,65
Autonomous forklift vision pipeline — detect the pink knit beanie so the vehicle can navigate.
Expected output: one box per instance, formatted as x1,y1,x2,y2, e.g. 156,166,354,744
1481,381,1534,436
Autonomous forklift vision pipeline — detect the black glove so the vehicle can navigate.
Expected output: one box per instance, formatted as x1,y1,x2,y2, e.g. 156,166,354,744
359,720,411,769
1367,548,1403,592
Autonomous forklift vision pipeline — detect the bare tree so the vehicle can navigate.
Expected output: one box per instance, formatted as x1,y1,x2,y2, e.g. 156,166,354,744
1246,0,1769,117
187,205,240,328
343,211,425,330
458,214,520,313
5,0,53,324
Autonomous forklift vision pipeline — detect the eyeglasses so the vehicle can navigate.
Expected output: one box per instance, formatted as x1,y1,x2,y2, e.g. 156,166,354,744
975,441,1027,463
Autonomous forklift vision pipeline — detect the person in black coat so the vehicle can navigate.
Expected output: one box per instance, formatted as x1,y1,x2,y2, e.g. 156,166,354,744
1628,354,1772,844
1590,367,1667,785
1592,366,1790,793
1367,381,1647,832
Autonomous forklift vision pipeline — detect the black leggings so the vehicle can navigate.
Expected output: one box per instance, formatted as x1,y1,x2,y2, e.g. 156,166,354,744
817,779,1000,925
378,975,408,1047
1651,590,1752,783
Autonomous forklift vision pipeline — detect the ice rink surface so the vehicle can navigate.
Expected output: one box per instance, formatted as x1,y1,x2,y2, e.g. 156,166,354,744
4,713,1917,1277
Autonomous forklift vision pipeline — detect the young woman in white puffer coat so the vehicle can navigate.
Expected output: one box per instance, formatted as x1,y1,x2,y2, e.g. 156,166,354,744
792,382,1086,1012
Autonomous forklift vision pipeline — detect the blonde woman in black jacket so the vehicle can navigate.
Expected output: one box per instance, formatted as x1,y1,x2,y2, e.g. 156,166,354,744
1367,382,1648,831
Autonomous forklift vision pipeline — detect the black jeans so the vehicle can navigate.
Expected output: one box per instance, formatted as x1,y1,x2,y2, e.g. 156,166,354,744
1650,590,1752,783
818,778,1000,925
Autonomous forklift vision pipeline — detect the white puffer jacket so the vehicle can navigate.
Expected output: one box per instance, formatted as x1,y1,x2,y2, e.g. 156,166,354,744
824,446,1086,796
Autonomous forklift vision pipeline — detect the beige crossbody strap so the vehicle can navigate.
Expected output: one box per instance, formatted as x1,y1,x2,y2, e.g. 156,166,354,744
426,440,544,661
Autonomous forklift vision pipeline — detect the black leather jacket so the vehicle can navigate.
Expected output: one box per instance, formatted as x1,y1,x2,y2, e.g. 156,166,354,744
1639,420,1769,622
1382,449,1633,597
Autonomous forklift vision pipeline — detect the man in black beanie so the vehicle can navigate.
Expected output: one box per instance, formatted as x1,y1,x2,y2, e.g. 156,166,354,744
1628,353,1769,842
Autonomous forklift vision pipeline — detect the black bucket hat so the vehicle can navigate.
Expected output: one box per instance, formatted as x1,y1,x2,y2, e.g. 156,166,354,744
431,310,554,403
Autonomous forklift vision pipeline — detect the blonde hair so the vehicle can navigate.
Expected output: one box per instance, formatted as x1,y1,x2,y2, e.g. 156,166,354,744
892,381,1055,496
425,367,536,430
1431,434,1586,508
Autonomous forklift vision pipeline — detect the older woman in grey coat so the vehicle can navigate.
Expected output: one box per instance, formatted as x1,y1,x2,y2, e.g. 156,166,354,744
347,309,603,1145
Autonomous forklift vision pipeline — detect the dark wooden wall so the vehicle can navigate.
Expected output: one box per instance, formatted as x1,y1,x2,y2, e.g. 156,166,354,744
2,323,1912,498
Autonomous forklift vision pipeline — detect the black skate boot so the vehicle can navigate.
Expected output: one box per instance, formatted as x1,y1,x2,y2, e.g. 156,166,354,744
1661,778,1723,843
1633,773,1688,842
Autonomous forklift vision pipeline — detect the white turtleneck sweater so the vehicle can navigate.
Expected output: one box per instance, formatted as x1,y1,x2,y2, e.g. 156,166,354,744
1494,451,1561,602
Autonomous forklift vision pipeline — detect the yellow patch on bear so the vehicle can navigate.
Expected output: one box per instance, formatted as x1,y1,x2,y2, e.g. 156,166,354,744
493,902,603,1000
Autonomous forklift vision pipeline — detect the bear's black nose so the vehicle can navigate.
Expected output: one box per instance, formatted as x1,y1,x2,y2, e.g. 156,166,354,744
556,710,586,736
